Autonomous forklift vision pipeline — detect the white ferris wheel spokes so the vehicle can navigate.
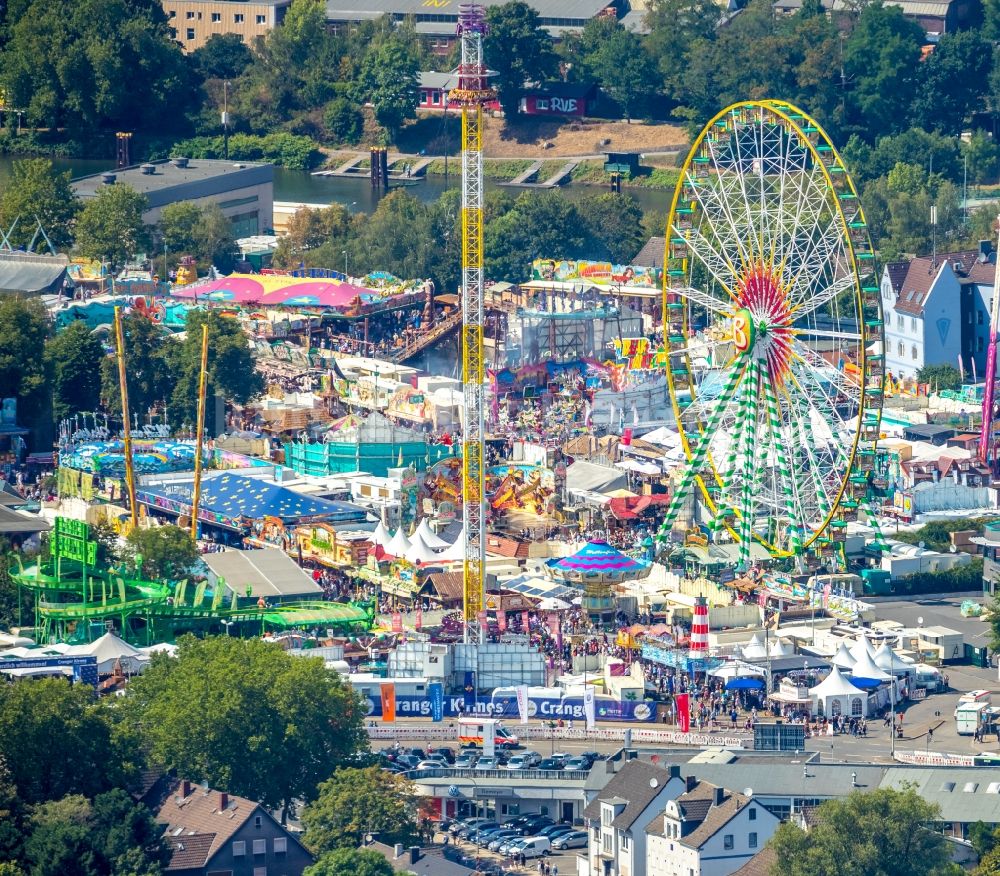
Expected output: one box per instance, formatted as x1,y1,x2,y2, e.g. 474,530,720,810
656,101,885,570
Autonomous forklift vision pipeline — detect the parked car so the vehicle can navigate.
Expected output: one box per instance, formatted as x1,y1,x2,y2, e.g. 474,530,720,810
579,751,603,764
430,747,456,763
551,830,589,850
395,754,421,770
454,753,479,769
466,824,500,843
460,820,497,839
516,817,554,836
506,751,542,770
537,758,564,771
487,831,521,851
562,756,591,771
474,756,501,770
451,817,489,835
474,827,508,845
415,760,445,772
519,836,552,859
538,824,574,840
498,837,528,856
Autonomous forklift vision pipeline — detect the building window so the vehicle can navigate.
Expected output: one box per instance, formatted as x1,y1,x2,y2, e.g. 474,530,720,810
254,816,262,829
185,10,194,18
724,834,734,850
602,833,612,854
274,837,287,853
749,808,756,821
911,317,917,332
168,9,175,16
256,13,266,23
211,12,220,21
898,342,904,357
980,311,986,325
852,697,863,716
218,195,259,210
235,13,245,22
897,314,903,329
911,345,918,360
233,840,246,856
831,698,842,716
253,838,267,855
186,27,195,39
749,832,758,849
621,834,629,851
601,808,612,827
432,91,441,105
253,869,267,876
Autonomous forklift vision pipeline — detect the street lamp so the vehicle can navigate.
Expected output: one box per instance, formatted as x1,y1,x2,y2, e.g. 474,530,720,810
343,250,348,279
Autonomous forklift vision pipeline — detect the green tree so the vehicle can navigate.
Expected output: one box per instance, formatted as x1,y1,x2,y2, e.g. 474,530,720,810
305,849,394,876
23,791,168,876
46,321,105,423
644,0,719,98
0,679,126,805
0,0,193,134
126,636,368,821
575,19,657,121
358,39,418,142
74,185,150,269
485,192,588,282
0,159,79,251
917,363,963,391
99,311,176,427
302,767,418,854
912,31,991,136
323,97,364,145
579,193,645,263
769,787,954,876
0,757,26,865
485,2,558,119
168,309,263,435
0,297,50,439
963,131,1000,186
158,203,204,256
842,2,925,141
123,525,198,582
273,204,354,267
0,565,31,634
192,32,253,80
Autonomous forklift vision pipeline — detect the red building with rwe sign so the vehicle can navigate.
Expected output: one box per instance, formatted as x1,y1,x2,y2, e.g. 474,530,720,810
519,82,596,117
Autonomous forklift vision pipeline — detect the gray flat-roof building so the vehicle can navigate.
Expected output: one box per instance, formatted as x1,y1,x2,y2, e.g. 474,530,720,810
72,158,274,239
327,0,624,53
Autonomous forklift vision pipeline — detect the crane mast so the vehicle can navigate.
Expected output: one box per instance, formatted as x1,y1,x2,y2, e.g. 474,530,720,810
453,4,493,638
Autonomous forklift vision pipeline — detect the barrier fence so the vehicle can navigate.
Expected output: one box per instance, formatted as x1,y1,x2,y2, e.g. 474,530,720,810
366,722,750,749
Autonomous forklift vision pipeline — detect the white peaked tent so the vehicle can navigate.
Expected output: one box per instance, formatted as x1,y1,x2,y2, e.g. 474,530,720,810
874,642,915,675
849,635,877,663
830,642,857,670
769,637,795,658
386,527,412,557
809,666,868,717
849,648,892,683
742,632,768,659
435,526,467,562
416,518,450,549
371,520,391,549
84,632,148,675
405,532,441,565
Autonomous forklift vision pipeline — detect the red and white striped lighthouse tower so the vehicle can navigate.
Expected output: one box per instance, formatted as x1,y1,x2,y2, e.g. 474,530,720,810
689,596,709,657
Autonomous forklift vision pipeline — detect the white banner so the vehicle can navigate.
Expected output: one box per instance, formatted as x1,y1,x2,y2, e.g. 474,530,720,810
482,720,496,759
584,687,596,730
516,685,530,725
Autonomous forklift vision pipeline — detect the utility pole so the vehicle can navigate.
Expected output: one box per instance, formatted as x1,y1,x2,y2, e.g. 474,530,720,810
222,81,230,160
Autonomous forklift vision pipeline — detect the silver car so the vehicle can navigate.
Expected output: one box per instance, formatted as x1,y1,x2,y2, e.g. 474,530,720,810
551,831,589,850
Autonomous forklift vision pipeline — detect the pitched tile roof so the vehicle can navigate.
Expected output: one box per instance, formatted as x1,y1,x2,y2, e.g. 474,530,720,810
164,833,216,870
892,250,996,315
156,782,260,866
893,256,947,315
633,236,666,269
731,846,778,875
884,261,909,296
425,572,464,602
675,782,751,849
582,761,677,830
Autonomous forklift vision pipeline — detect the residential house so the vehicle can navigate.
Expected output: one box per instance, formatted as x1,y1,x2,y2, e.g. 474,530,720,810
771,0,977,38
156,780,313,876
645,779,780,876
368,841,478,876
580,760,687,876
881,246,996,383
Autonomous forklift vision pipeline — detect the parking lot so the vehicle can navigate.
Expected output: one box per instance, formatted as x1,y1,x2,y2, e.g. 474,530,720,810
439,824,583,875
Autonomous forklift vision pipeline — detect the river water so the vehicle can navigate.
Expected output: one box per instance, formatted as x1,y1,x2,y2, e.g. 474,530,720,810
0,156,670,215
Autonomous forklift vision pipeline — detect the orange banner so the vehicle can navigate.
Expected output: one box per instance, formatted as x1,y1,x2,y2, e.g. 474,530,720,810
380,683,396,722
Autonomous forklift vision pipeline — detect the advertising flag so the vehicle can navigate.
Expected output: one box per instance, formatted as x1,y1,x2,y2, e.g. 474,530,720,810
516,685,530,724
676,693,690,733
415,607,423,630
584,686,596,730
380,682,396,722
497,610,507,632
463,671,476,713
483,720,496,758
391,611,403,633
429,682,444,722
521,610,530,631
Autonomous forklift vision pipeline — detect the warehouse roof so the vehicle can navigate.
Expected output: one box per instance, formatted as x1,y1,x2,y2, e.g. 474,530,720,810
0,251,68,294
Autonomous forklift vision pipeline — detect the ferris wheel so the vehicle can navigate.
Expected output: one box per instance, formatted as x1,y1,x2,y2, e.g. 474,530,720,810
654,100,885,570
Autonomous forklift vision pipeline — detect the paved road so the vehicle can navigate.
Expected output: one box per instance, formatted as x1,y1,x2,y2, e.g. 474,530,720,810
868,593,992,649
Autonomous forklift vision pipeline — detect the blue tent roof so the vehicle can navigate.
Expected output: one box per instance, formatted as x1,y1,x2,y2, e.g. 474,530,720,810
138,473,367,524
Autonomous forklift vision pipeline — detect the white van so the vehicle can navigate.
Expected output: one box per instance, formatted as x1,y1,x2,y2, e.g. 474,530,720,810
519,836,552,859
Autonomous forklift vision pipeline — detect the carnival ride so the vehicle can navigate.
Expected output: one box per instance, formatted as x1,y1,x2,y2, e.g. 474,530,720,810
11,518,375,645
654,100,886,571
453,3,495,632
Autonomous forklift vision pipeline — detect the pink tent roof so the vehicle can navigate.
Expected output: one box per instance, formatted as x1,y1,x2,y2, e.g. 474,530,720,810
551,540,648,574
170,274,375,309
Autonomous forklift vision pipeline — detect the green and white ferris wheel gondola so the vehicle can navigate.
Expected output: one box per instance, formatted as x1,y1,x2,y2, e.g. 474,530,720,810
654,100,885,570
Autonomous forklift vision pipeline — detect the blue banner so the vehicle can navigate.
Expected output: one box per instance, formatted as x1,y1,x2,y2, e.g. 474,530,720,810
429,682,444,722
361,692,657,723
